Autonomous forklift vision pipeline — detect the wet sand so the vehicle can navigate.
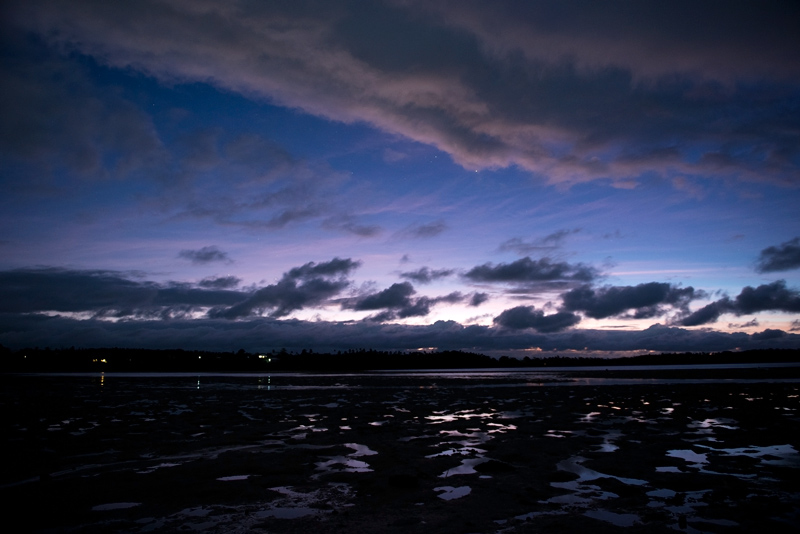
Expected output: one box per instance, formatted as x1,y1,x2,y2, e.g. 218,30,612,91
2,371,799,533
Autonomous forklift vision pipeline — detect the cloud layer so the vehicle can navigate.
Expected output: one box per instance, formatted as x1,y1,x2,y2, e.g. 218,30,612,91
6,0,799,188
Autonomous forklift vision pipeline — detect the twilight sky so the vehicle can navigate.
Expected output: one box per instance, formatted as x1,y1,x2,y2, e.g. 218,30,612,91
1,0,799,356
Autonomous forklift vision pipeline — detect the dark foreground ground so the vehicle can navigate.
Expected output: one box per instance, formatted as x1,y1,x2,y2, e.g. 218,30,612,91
2,370,799,533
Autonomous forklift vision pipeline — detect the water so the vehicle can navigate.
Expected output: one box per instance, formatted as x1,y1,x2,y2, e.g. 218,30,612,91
2,367,799,532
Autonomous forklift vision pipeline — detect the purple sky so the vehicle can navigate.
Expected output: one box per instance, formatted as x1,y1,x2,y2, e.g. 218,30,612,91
1,0,799,356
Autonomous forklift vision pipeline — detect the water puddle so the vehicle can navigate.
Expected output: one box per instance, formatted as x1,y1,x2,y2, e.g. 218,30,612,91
92,502,141,511
137,462,181,474
426,447,487,458
556,456,647,486
667,449,708,467
439,457,489,477
314,443,377,476
217,475,252,481
434,485,471,500
255,484,353,519
425,410,496,423
584,509,641,527
668,443,799,477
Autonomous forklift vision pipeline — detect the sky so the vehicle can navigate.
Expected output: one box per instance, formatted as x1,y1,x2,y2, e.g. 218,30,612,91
1,0,799,357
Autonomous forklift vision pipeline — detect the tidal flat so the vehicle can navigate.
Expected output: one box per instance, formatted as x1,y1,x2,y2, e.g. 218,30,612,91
2,370,799,533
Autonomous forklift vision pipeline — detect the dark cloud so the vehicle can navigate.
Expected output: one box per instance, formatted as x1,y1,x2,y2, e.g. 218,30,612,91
679,299,734,327
493,306,581,333
0,259,359,320
756,237,800,273
178,246,231,265
286,258,361,280
0,268,244,316
6,315,794,355
400,267,455,284
199,276,241,289
469,292,489,307
465,257,599,286
735,280,800,314
210,258,360,319
343,282,466,322
678,280,800,326
562,282,700,319
350,282,416,311
750,328,786,341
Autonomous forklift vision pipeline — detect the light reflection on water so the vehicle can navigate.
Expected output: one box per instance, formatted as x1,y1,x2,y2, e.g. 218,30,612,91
21,361,800,391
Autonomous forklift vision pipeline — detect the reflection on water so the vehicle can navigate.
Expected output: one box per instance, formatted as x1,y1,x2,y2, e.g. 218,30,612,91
92,502,141,511
434,485,471,500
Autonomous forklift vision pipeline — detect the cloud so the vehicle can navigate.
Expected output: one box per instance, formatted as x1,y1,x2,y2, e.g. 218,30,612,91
342,281,466,321
7,0,799,188
493,306,581,333
399,267,455,284
728,318,759,329
756,237,800,272
322,215,383,237
678,280,800,326
349,282,416,311
178,246,232,265
198,276,241,289
0,268,244,317
398,221,448,239
0,259,359,320
465,257,599,287
561,282,700,319
0,26,166,189
735,280,800,314
678,299,734,327
469,292,489,306
6,315,796,355
498,229,581,255
210,258,360,319
285,257,361,279
750,328,786,341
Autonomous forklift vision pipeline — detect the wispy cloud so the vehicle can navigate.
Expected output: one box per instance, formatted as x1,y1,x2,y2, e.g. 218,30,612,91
498,229,581,255
399,267,455,284
178,246,232,265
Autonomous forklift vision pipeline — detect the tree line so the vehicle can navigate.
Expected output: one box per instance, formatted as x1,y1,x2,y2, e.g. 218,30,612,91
1,344,798,372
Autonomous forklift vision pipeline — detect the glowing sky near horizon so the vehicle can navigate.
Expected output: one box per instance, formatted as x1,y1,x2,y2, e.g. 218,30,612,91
1,0,799,356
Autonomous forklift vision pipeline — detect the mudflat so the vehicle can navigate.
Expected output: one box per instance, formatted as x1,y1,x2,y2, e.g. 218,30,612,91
2,370,799,533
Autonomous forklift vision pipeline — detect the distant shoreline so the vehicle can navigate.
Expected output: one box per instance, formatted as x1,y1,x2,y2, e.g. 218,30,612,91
2,346,799,373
